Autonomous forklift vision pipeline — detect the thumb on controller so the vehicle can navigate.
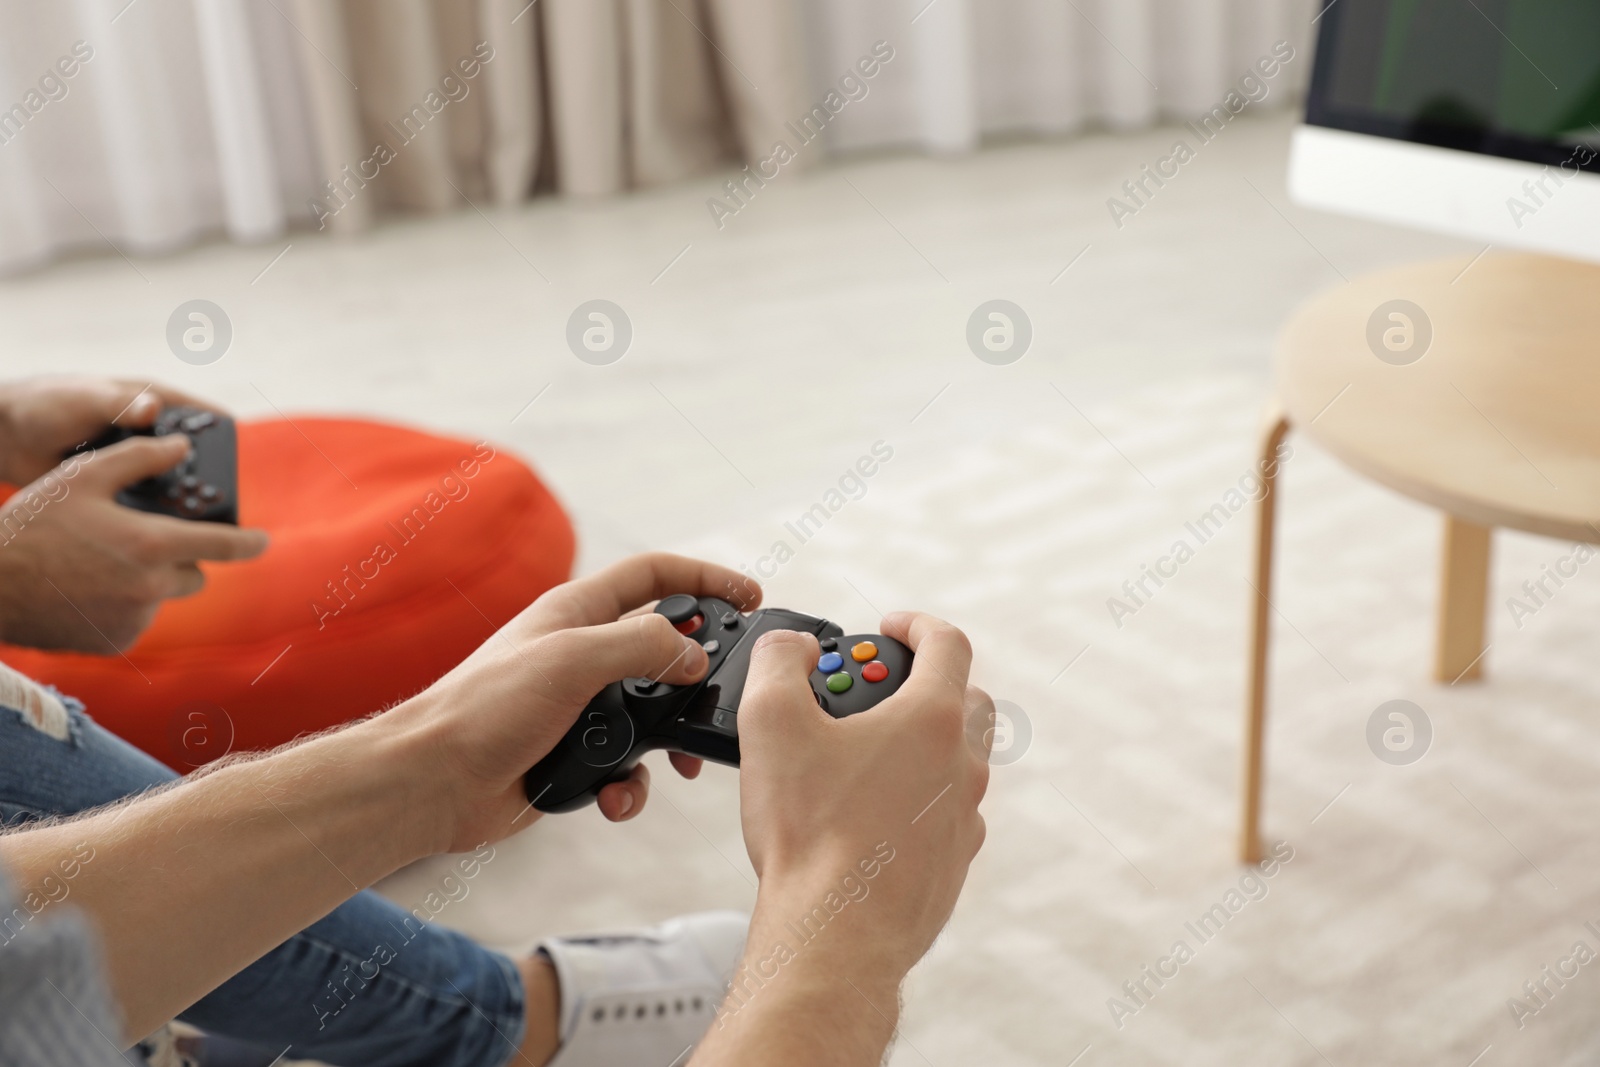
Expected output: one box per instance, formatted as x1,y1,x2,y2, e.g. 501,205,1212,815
537,612,709,709
740,630,826,736
79,433,191,492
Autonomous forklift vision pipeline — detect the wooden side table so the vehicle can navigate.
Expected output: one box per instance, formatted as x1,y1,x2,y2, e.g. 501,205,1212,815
1239,253,1600,863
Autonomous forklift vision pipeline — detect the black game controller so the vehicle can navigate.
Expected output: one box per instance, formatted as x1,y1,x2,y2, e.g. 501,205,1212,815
70,406,238,524
523,594,914,812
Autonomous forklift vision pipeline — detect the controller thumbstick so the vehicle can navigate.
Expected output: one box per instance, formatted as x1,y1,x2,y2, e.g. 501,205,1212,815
656,594,705,636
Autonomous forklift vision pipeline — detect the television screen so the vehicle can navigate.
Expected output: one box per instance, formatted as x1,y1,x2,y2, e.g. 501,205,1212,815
1307,0,1600,169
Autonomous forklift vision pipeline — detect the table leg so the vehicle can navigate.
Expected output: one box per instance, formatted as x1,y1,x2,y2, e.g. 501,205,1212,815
1435,515,1492,683
1240,409,1290,864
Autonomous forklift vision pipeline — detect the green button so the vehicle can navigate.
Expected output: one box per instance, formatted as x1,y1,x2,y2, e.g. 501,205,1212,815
825,672,853,694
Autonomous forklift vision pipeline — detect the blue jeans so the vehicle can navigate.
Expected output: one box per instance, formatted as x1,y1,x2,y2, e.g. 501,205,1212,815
0,687,527,1067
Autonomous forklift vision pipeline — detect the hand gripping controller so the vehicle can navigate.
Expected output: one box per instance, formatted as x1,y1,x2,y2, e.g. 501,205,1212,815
523,594,913,812
70,406,239,525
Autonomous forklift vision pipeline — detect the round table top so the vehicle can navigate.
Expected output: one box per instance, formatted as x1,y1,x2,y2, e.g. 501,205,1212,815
1279,252,1600,543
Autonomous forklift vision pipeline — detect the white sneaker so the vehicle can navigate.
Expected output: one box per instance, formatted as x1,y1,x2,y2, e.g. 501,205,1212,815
135,1024,202,1067
541,910,749,1067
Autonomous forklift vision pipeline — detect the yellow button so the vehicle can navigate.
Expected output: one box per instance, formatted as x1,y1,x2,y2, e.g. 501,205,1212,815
851,641,877,662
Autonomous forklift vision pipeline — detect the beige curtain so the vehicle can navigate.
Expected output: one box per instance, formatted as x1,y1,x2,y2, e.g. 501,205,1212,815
285,0,810,233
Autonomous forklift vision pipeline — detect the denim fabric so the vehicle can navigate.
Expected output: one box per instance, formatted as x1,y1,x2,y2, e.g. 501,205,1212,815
0,681,526,1067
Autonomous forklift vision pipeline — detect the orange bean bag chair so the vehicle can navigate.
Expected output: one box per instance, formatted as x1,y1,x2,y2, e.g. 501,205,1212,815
0,418,575,770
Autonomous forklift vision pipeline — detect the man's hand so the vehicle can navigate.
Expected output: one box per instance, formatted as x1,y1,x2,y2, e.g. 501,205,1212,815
692,613,992,1065
0,436,269,651
394,553,760,846
0,376,216,486
0,551,984,1048
0,553,757,1037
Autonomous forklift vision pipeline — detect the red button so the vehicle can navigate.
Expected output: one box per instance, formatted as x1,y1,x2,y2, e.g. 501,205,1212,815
673,614,704,636
861,660,889,683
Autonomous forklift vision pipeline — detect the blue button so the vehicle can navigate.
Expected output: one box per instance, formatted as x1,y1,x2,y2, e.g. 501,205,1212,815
818,652,843,673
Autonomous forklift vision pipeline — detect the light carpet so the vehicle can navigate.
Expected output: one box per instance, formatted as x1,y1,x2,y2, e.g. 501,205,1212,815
380,372,1600,1067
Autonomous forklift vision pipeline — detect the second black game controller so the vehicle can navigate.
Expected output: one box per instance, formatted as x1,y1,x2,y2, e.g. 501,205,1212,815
523,595,914,812
70,405,239,525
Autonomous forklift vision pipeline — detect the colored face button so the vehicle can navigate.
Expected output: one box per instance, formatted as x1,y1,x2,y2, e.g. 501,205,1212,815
861,660,889,683
817,652,844,673
672,614,704,636
851,641,877,663
825,672,853,694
